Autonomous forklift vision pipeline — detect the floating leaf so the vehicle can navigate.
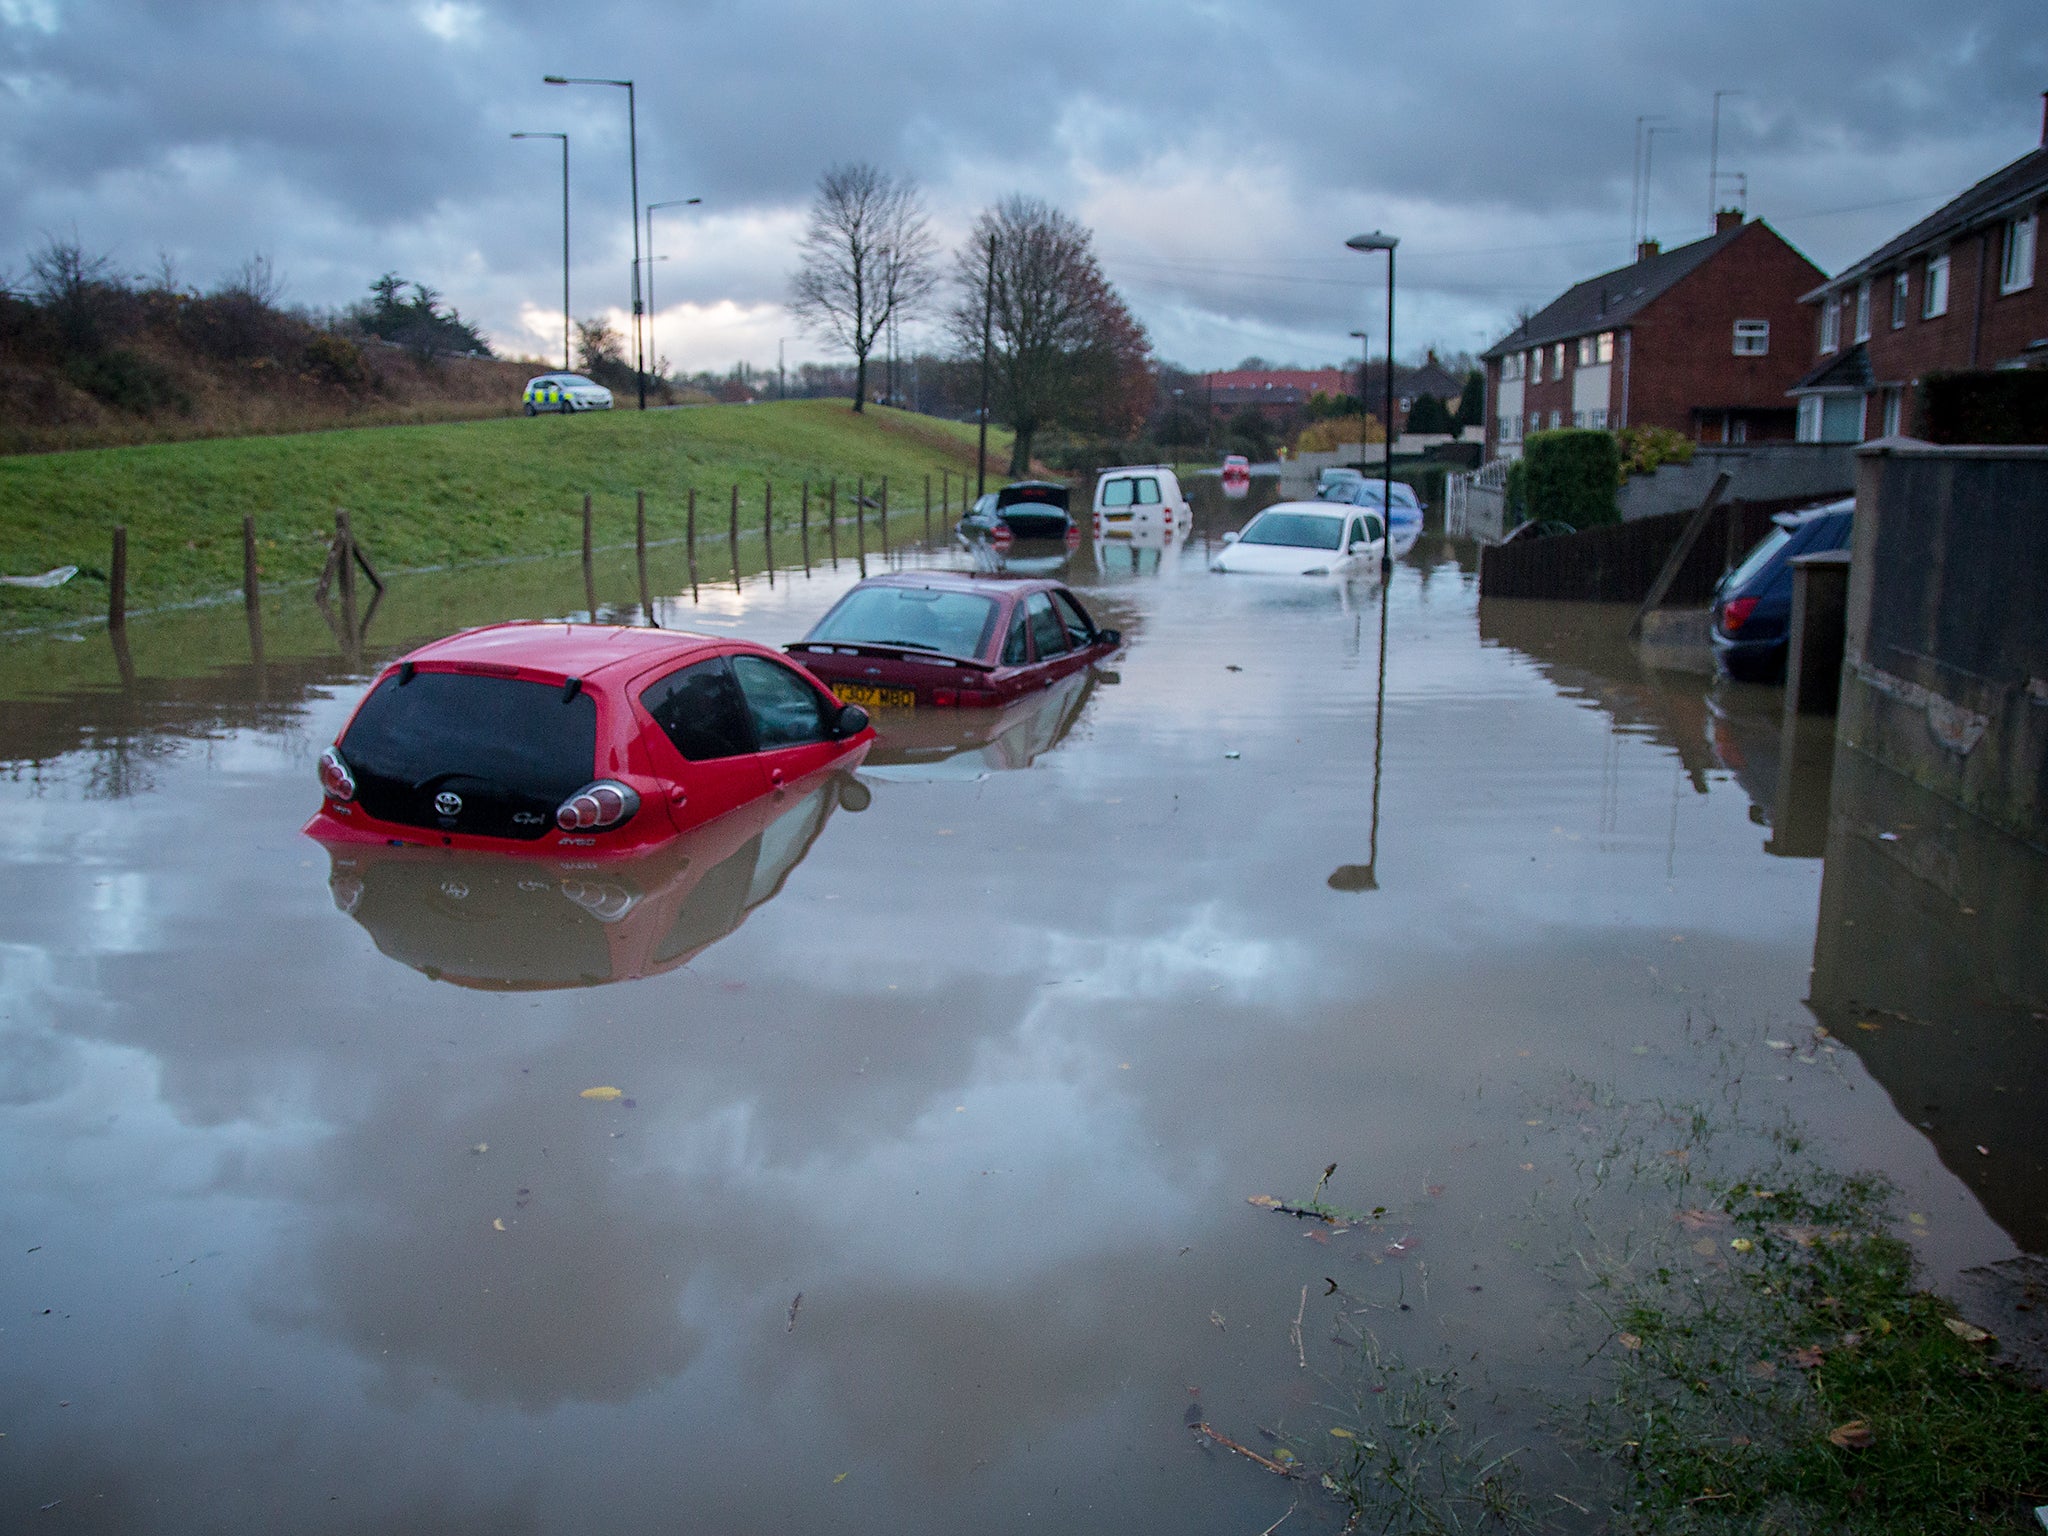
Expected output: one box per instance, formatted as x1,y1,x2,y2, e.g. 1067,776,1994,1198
1617,1332,1642,1350
1329,1427,1355,1439
1729,1238,1755,1254
469,1142,489,1155
1943,1317,1992,1344
833,1472,848,1484
1827,1419,1875,1449
1247,1195,1283,1209
1211,1311,1226,1330
579,1086,623,1101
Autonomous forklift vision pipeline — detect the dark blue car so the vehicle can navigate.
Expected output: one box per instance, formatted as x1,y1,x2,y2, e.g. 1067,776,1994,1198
1710,499,1855,682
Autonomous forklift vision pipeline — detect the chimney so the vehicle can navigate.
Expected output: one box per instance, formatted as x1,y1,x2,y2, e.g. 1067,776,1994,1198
1715,209,1744,234
1637,239,1661,262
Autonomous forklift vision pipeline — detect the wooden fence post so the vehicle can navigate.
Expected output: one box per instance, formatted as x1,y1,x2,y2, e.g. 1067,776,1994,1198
636,490,654,625
855,475,866,563
879,476,889,558
801,482,811,571
827,478,839,564
729,483,740,581
581,493,594,567
763,481,775,575
241,516,260,613
687,488,698,570
335,509,358,615
108,524,127,630
924,474,932,542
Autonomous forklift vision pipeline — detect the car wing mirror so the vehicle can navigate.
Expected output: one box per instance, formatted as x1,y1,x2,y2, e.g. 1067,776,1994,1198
833,702,871,738
1349,541,1371,555
1222,530,1240,543
1095,628,1122,647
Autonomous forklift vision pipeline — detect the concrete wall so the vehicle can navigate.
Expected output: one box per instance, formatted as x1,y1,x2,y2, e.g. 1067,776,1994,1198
1617,442,1857,521
1838,442,2048,848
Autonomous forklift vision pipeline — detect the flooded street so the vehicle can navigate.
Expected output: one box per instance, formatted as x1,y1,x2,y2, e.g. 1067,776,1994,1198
2,490,2040,1533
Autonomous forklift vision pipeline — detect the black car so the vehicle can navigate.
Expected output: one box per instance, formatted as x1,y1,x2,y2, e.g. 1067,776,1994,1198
959,480,1074,542
1710,500,1855,682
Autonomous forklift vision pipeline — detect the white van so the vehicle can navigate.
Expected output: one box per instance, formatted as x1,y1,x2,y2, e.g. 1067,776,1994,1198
1092,465,1191,535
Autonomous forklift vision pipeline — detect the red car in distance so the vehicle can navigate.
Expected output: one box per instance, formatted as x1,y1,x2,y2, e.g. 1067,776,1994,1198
785,572,1122,710
305,622,874,856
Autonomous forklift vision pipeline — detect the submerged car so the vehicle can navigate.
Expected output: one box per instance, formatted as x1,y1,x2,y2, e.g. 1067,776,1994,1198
1220,454,1252,497
786,572,1121,709
1711,499,1855,683
1091,465,1190,534
523,373,615,414
1317,476,1422,557
1209,503,1384,576
959,480,1076,542
305,622,874,856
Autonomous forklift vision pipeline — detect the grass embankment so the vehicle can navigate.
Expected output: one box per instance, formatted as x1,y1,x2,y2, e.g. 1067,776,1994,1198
0,400,1011,631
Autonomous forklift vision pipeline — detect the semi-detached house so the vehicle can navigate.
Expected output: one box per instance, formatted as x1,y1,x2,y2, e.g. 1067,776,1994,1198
1480,214,1825,461
1790,104,2047,442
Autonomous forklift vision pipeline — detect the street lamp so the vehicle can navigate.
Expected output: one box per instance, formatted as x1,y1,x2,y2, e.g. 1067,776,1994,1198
1345,232,1398,573
510,132,570,373
544,75,644,408
645,197,701,390
1348,327,1369,425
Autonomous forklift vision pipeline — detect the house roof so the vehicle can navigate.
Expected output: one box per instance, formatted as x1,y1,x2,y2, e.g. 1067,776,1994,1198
1202,369,1353,396
1481,224,1752,359
1804,143,2048,300
1789,342,1874,394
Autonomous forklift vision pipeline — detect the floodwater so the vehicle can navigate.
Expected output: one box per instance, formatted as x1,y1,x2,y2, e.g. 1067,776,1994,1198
2,486,2041,1533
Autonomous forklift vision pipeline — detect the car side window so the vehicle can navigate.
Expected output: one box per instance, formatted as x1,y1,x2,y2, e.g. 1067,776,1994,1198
1001,606,1030,665
1025,593,1068,660
1051,590,1095,645
1134,477,1161,505
731,654,835,749
1101,478,1135,508
640,656,755,761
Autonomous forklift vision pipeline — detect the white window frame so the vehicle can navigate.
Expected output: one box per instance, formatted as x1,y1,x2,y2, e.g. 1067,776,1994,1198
1529,349,1542,383
1882,388,1902,437
1923,251,1950,318
1500,353,1522,382
1853,279,1871,342
1551,343,1565,377
1732,319,1770,356
2001,210,2036,294
1891,271,1908,329
1595,331,1614,364
1548,409,1562,431
1588,407,1608,429
1576,337,1594,366
1796,395,1823,443
1820,297,1840,353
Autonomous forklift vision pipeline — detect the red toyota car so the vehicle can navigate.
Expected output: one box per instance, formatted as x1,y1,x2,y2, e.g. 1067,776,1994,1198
783,572,1122,710
304,622,874,856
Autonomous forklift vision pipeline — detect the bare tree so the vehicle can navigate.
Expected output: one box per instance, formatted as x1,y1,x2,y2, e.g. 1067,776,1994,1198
952,195,1148,474
788,163,937,413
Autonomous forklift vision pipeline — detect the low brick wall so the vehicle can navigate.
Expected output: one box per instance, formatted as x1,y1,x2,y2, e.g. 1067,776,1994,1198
1477,496,1814,604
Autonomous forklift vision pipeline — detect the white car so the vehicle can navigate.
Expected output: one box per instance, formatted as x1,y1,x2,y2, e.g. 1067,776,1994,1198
1092,464,1191,534
1209,502,1384,577
523,374,615,414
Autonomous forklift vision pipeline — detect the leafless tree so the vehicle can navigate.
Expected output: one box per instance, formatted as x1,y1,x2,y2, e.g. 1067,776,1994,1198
951,195,1146,474
788,163,937,412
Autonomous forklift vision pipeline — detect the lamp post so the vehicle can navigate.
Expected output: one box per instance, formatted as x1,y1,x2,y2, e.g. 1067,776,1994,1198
1346,232,1398,572
1337,229,1399,891
645,197,701,390
510,132,570,372
1348,327,1369,435
544,75,644,408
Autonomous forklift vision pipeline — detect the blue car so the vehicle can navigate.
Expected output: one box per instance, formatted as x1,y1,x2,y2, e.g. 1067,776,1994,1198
1710,499,1854,682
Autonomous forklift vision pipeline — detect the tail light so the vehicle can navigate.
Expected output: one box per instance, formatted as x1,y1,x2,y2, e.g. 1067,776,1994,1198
932,687,957,707
318,746,356,802
930,687,999,708
1065,527,1082,548
555,779,641,832
1720,596,1758,634
992,523,1014,546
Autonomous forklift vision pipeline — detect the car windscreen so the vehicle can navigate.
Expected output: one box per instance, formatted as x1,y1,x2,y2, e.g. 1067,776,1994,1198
807,587,999,658
1100,476,1160,507
1724,527,1792,593
1238,512,1345,550
340,671,596,838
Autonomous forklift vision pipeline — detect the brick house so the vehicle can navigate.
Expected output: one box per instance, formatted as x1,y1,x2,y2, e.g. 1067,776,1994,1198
1480,215,1826,460
1789,106,2047,442
1204,355,1469,431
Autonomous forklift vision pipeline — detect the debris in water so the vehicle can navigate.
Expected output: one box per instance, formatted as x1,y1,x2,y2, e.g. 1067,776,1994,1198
1190,1421,1297,1477
470,1143,488,1155
1944,1317,1992,1344
788,1293,803,1333
492,1218,506,1232
1224,751,1241,760
579,1086,623,1101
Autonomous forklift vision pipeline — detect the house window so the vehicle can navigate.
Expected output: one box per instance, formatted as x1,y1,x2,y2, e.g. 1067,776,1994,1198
1526,411,1539,436
1500,354,1522,382
1732,319,1770,356
1730,418,1748,444
1820,297,1840,353
1548,410,1562,430
1853,280,1871,342
1882,388,1902,437
1576,337,1594,366
1588,408,1608,429
1797,395,1823,442
1891,272,1908,329
2002,210,2037,293
1551,343,1565,377
1923,252,1950,317
1529,350,1542,383
1595,331,1614,364
1498,414,1519,443
1572,411,1586,427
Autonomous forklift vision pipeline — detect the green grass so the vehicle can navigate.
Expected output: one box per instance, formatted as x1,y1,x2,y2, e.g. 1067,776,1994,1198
0,400,1011,631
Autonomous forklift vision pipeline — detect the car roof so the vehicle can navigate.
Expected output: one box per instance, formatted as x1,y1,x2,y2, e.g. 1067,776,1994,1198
402,621,728,680
1096,464,1177,476
1772,496,1855,528
1252,501,1347,518
848,571,1059,599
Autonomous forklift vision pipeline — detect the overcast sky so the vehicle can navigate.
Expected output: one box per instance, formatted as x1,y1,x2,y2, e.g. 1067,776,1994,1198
3,0,2043,375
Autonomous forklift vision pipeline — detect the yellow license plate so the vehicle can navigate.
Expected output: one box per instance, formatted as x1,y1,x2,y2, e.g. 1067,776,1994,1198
836,684,915,710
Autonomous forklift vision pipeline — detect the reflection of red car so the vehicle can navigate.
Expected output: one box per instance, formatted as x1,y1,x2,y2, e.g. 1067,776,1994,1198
1220,454,1252,497
305,622,874,856
785,572,1121,710
326,768,865,989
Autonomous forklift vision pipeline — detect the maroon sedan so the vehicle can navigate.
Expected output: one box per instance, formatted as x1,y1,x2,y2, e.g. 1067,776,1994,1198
786,572,1121,709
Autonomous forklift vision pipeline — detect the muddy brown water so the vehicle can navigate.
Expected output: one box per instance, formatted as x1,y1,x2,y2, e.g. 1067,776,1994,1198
1,487,2041,1532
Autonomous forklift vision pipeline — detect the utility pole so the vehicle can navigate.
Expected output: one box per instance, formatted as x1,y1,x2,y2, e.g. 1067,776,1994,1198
778,337,786,400
976,233,994,498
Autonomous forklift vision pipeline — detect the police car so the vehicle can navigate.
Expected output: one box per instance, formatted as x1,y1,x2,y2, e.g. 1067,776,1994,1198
522,374,615,414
